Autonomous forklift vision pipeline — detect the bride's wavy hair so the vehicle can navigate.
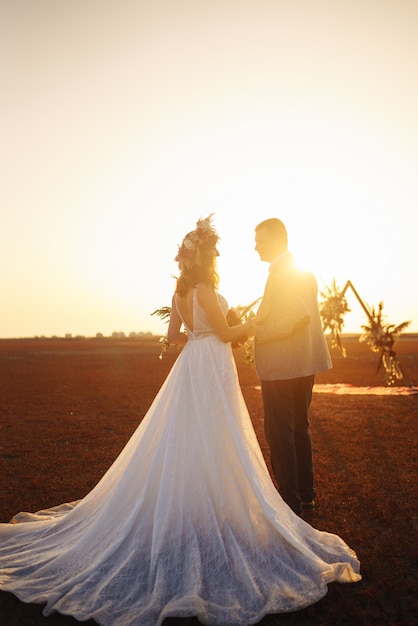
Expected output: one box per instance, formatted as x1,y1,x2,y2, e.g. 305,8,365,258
175,215,219,296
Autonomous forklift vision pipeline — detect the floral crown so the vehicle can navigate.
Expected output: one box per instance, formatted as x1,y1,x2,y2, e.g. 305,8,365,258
175,213,219,270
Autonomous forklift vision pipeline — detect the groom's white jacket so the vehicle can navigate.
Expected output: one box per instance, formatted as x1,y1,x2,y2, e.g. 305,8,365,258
254,252,332,381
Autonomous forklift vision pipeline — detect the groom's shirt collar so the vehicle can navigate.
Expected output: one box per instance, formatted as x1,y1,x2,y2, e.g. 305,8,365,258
269,251,290,273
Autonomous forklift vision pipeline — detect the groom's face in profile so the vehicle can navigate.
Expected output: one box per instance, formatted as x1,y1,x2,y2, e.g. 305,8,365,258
255,227,278,263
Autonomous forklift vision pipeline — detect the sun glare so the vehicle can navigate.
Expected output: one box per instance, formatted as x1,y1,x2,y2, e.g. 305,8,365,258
2,2,417,338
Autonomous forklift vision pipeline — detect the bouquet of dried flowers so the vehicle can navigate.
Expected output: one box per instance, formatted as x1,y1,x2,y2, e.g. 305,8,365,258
151,306,178,360
226,297,261,365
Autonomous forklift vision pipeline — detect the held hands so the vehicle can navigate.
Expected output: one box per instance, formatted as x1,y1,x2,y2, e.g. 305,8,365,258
231,318,256,349
226,310,256,349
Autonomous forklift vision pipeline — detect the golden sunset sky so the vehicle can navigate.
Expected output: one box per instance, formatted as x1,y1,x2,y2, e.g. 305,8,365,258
1,0,417,338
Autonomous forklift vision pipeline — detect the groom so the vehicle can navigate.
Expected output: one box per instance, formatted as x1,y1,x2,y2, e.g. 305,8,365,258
253,218,332,517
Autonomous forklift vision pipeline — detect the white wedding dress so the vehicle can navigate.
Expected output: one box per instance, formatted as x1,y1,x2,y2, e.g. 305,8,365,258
0,291,360,626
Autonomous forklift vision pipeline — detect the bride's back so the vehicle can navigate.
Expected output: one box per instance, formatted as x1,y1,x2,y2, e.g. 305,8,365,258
174,288,195,332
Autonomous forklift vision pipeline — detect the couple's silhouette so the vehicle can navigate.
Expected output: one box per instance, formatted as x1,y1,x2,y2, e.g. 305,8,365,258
0,215,360,626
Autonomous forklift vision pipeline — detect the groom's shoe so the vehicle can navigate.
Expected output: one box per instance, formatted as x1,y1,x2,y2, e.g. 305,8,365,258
301,500,315,511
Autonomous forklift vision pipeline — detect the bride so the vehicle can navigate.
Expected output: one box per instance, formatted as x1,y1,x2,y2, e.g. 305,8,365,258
0,215,360,626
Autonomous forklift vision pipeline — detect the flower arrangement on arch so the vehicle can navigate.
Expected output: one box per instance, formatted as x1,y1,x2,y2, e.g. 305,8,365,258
319,278,413,386
359,302,411,386
319,278,351,357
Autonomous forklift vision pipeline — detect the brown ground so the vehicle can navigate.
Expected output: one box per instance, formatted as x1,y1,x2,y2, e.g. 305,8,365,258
0,336,417,625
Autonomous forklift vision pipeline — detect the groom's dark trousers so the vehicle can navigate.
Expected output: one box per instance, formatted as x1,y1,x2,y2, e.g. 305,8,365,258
260,374,315,516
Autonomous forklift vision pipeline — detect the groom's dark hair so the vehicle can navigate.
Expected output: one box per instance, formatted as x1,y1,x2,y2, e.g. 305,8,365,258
256,218,288,248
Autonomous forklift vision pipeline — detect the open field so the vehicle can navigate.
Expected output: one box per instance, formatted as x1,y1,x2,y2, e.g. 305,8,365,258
0,336,417,625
